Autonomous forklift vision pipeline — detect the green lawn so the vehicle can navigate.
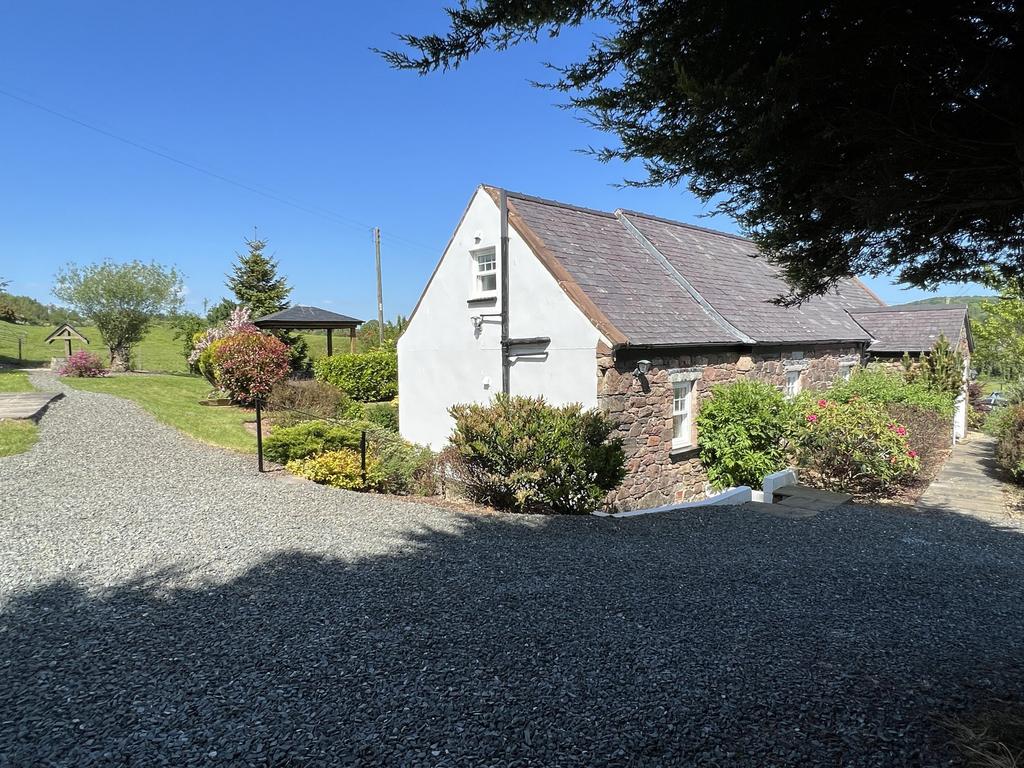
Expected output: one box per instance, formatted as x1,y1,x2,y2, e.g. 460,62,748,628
0,421,38,457
0,370,38,456
0,319,328,373
0,370,33,392
977,373,1016,396
66,374,257,453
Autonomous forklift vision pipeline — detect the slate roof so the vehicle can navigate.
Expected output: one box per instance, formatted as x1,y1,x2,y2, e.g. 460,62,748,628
254,305,363,328
849,304,971,353
502,189,883,347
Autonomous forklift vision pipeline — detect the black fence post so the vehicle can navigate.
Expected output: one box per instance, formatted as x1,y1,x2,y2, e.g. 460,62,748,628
255,398,264,473
360,430,367,487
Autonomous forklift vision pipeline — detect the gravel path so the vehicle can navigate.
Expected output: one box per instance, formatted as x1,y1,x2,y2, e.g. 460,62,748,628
2,371,1023,766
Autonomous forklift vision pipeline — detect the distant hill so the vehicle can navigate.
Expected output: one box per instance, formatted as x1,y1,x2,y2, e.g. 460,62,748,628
902,295,993,320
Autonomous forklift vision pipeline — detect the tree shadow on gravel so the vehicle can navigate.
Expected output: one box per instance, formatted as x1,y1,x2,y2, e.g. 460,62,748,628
2,506,1023,767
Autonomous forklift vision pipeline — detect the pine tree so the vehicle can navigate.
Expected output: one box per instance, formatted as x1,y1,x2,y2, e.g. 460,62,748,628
919,334,964,396
226,237,309,372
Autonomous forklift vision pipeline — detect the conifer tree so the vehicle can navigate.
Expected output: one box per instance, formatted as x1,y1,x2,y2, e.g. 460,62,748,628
919,335,964,396
226,237,309,372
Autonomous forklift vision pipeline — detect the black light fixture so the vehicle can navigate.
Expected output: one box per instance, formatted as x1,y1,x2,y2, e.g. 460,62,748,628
633,359,652,378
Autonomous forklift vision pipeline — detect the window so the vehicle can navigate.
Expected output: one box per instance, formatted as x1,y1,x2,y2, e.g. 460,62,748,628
472,247,497,296
672,380,693,449
839,363,855,381
784,369,802,399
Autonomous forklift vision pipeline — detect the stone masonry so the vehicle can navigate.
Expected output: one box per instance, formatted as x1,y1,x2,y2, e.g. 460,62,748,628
597,344,863,511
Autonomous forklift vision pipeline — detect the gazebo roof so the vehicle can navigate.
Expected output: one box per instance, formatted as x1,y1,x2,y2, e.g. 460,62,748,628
253,305,363,329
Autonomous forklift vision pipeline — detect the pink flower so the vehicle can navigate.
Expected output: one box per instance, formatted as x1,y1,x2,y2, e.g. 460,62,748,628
817,399,828,407
907,450,918,459
896,426,907,436
805,413,818,422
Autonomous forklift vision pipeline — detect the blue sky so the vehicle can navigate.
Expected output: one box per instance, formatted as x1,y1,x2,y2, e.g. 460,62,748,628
0,1,988,320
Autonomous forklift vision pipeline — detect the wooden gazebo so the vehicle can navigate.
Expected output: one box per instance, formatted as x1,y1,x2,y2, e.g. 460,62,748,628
253,305,363,355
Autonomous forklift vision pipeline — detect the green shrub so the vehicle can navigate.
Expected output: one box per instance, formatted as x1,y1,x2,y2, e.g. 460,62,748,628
268,418,433,493
196,336,225,387
448,394,625,514
313,349,397,402
287,450,382,490
695,380,793,490
995,406,1024,483
264,419,371,463
985,406,1016,439
885,403,950,476
827,368,956,416
268,380,361,426
792,396,920,493
372,433,434,494
362,401,399,432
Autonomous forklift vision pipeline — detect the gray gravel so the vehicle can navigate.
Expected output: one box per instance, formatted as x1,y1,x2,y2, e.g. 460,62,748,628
2,371,1023,766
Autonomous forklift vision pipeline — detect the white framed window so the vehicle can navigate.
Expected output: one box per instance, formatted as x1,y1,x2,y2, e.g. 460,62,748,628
839,363,856,381
471,247,497,296
672,380,694,449
784,369,803,399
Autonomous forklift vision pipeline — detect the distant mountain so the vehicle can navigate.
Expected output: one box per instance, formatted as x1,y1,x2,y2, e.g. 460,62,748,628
902,295,993,320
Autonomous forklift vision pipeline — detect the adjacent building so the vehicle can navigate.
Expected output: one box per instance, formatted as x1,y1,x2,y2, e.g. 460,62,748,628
398,186,972,510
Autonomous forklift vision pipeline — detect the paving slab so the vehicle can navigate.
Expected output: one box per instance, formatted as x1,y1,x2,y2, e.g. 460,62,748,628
773,485,852,505
0,392,62,420
918,432,1018,526
738,501,820,519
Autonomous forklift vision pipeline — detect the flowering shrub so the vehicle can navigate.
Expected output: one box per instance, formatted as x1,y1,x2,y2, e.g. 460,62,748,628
287,449,383,490
188,307,257,384
58,350,107,377
695,380,793,489
791,396,920,493
211,331,290,406
448,394,625,514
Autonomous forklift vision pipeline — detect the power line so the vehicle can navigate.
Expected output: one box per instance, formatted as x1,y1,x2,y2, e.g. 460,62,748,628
0,86,436,252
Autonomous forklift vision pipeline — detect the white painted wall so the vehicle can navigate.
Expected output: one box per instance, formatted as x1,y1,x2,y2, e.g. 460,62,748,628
398,187,605,448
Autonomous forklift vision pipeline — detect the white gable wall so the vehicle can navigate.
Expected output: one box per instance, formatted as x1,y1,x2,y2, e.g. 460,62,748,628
398,188,604,448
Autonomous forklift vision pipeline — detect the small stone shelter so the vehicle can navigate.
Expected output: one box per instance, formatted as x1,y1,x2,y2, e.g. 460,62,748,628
398,186,973,510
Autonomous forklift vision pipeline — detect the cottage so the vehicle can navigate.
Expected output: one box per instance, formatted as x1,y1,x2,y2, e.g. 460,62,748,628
398,186,972,510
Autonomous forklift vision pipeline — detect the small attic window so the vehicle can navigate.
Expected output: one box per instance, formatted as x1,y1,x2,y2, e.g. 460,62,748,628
472,247,497,296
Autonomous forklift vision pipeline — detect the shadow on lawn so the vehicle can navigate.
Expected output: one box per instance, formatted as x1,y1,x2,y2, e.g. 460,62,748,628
2,507,1023,766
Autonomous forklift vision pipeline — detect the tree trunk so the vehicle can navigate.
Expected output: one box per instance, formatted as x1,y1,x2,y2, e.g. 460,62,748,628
109,344,131,372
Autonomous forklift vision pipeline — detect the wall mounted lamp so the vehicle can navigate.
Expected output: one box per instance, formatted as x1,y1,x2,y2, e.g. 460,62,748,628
632,359,652,378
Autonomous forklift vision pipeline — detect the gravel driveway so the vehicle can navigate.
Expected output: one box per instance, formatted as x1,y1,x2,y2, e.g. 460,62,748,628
2,372,1023,766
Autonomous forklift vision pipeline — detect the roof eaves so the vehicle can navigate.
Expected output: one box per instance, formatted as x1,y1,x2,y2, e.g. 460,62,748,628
615,211,755,345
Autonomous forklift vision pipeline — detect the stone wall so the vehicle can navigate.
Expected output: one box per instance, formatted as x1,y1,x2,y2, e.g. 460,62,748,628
597,344,863,511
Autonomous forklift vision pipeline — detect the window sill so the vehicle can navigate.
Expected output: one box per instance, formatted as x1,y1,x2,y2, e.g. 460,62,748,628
670,444,699,460
467,295,497,307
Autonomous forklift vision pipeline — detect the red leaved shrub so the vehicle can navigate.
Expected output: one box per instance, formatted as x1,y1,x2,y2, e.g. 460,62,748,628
211,331,290,406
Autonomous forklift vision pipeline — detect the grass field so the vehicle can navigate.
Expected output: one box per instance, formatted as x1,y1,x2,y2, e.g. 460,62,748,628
0,370,33,392
66,374,257,453
0,320,328,373
0,421,38,457
0,370,38,456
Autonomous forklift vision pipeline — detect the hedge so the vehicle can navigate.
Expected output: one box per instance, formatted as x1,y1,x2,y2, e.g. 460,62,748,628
313,349,397,402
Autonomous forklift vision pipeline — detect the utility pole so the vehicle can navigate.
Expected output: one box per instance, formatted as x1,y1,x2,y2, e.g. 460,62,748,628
374,227,384,345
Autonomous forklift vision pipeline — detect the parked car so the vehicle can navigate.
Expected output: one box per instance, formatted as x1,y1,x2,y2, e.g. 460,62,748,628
983,392,1010,408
